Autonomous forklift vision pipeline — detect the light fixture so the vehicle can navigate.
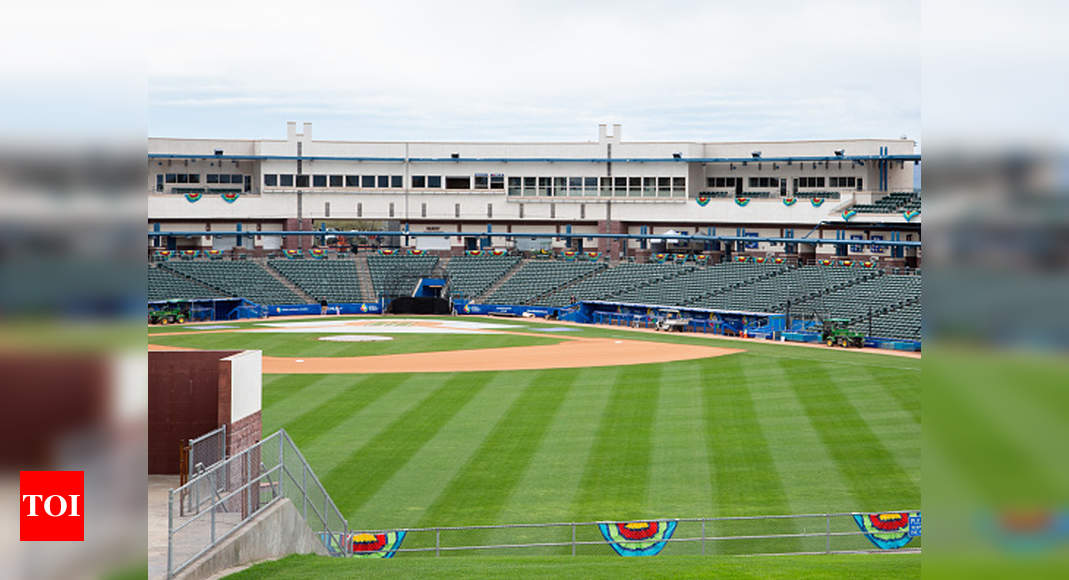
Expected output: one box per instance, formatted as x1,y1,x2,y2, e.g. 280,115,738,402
451,153,460,159
751,151,761,158
672,152,682,159
834,149,844,157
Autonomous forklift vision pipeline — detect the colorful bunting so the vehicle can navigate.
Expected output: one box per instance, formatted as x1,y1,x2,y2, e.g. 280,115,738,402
379,249,396,256
862,260,875,268
154,250,172,260
783,197,797,207
220,191,240,203
586,251,600,261
852,512,919,550
842,209,858,221
696,196,711,207
563,250,577,261
491,249,507,256
181,250,199,259
695,254,708,263
820,258,833,266
810,197,825,207
206,249,223,259
465,249,482,257
598,521,678,557
734,197,750,207
310,248,326,259
350,531,406,558
408,249,424,256
735,255,750,263
755,256,766,264
284,249,303,259
903,210,921,222
675,253,687,262
773,257,784,264
185,191,202,203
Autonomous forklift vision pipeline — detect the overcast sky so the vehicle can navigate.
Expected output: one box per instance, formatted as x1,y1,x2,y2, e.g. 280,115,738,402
1,1,920,145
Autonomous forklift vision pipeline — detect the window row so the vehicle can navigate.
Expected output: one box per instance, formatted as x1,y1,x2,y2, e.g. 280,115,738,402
828,176,860,188
748,177,780,188
505,176,686,197
263,174,404,188
706,177,741,188
797,176,826,188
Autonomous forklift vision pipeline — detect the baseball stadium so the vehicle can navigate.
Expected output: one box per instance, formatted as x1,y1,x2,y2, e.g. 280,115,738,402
146,123,920,579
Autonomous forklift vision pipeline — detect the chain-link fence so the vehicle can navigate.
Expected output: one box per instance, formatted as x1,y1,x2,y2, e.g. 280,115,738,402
166,429,349,578
179,425,226,517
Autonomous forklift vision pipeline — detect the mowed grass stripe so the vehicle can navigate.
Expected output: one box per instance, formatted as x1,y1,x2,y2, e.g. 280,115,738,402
322,372,497,515
781,359,918,510
864,365,921,425
745,360,853,512
263,375,359,432
571,364,662,521
346,371,535,530
283,375,406,444
414,369,578,543
835,369,920,487
701,355,800,554
646,360,714,519
485,367,619,550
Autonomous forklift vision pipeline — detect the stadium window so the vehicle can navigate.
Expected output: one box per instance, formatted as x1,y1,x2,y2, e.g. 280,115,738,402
629,177,641,191
177,174,189,184
490,174,504,190
585,177,598,191
231,174,242,184
377,175,389,188
361,175,375,188
539,177,553,196
329,175,343,187
391,175,402,188
816,177,825,187
412,175,426,188
508,176,521,195
165,173,177,183
313,175,327,187
346,175,358,187
554,177,567,195
155,174,163,192
280,174,294,187
296,175,310,188
220,174,233,184
189,174,200,184
427,175,442,188
857,178,863,190
446,176,470,190
599,177,611,194
673,177,685,191
523,177,536,195
614,177,627,191
474,174,489,189
206,174,220,184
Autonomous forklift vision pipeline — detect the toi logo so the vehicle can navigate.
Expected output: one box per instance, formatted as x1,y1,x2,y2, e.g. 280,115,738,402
20,471,84,541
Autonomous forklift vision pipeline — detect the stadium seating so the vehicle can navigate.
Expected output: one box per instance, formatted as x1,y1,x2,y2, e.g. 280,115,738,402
793,273,921,333
366,254,440,297
159,261,304,305
268,259,363,303
694,265,877,312
486,260,605,304
851,301,921,340
851,191,921,213
534,262,692,306
613,262,784,307
444,254,521,299
147,266,224,301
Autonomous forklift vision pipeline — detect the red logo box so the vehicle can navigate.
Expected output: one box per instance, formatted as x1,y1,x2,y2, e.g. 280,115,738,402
19,471,84,541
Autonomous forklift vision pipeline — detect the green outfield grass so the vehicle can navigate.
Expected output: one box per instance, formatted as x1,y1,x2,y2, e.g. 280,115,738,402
227,553,920,579
160,317,920,568
148,331,560,357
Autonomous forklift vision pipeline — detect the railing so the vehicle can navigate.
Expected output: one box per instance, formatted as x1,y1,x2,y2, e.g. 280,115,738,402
345,511,920,557
179,425,226,516
166,429,348,578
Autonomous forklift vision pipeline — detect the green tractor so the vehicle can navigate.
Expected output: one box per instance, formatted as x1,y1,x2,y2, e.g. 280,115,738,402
149,303,189,325
820,318,864,348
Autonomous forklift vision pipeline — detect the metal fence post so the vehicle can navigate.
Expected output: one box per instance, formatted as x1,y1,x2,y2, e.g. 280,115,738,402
167,489,174,580
436,529,440,557
696,519,705,555
571,523,576,556
825,514,831,554
302,463,308,522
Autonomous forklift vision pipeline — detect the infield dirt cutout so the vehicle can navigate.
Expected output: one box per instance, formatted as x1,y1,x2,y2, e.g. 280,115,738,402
148,317,742,374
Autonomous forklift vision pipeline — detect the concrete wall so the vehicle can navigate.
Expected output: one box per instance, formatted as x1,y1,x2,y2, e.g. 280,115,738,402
174,498,328,580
